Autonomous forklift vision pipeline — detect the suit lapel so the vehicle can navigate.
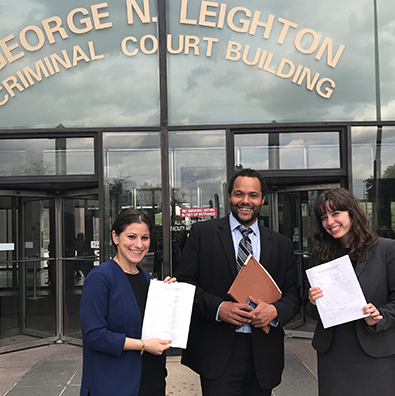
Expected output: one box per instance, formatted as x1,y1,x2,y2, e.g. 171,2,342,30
259,225,273,270
219,218,274,276
354,249,373,278
218,216,238,278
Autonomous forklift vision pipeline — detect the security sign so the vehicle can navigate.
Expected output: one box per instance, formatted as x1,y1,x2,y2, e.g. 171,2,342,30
180,208,217,218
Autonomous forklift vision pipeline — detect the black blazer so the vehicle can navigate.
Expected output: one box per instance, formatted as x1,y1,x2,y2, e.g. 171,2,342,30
176,216,301,390
308,238,395,358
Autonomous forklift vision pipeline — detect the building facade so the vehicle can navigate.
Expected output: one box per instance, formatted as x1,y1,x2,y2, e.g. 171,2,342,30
1,0,395,352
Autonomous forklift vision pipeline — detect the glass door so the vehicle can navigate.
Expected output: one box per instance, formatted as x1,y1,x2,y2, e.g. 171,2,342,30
267,184,340,334
0,192,58,352
22,197,56,339
61,190,99,343
0,189,99,352
279,191,304,329
0,195,21,348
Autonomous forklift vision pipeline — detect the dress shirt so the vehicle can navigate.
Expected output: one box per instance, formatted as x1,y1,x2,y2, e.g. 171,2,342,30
216,213,278,330
229,213,261,263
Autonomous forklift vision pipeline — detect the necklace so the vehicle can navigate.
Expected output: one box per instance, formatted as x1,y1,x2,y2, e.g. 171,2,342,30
113,257,139,274
122,266,139,275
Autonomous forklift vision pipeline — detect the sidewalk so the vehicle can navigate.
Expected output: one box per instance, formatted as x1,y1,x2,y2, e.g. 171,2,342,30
0,337,317,396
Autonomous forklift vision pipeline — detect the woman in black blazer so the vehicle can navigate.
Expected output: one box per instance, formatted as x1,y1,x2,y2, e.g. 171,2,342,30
307,188,395,396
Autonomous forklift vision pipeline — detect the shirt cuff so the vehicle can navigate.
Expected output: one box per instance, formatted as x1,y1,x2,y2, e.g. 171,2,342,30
270,317,279,327
216,301,225,322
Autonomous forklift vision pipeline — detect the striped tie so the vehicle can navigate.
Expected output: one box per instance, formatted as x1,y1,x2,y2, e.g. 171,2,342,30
236,226,253,271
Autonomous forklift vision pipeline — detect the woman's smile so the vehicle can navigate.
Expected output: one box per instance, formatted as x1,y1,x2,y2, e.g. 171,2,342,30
112,222,150,269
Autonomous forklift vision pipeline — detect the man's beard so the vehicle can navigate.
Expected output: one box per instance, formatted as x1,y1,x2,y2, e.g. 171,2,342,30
231,204,260,226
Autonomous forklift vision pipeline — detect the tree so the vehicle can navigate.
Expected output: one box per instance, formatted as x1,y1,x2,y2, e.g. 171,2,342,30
383,163,395,179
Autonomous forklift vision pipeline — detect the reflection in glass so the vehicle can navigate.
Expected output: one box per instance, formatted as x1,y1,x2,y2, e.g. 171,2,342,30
63,196,99,339
0,197,19,346
0,196,57,348
276,189,323,332
352,127,395,239
23,199,56,338
235,134,269,170
0,138,94,176
167,0,378,124
169,130,226,274
0,1,160,128
103,132,162,278
235,132,340,170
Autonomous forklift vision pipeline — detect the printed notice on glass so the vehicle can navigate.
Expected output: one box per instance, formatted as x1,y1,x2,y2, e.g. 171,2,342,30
142,280,196,349
306,255,369,329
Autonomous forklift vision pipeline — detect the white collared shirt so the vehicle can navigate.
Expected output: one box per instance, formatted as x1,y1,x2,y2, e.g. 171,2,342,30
216,213,278,330
229,212,261,263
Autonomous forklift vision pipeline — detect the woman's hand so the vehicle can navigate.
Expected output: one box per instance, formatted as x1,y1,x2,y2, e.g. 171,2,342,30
163,276,177,284
308,286,323,306
144,338,172,355
363,303,383,326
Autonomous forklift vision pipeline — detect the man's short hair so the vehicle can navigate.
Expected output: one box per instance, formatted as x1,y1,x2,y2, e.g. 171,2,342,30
227,168,268,197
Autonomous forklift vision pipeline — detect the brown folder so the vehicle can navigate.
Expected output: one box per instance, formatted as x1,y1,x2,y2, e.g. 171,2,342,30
228,254,282,334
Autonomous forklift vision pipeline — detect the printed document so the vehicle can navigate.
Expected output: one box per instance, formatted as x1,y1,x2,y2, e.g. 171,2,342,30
306,255,369,329
141,280,196,348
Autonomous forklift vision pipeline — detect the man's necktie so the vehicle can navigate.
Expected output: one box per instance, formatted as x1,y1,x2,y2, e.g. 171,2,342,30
236,226,253,271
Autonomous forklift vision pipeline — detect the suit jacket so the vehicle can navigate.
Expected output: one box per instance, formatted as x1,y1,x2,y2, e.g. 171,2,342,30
308,238,395,358
175,216,301,390
79,259,153,396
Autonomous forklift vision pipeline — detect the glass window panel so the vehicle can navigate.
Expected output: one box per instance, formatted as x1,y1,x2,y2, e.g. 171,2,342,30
0,197,19,344
103,132,162,277
0,196,58,348
0,0,159,128
63,138,95,175
352,126,395,238
378,2,395,121
63,195,100,338
235,134,269,170
23,199,56,338
169,130,226,274
167,0,376,125
235,132,340,170
279,133,340,169
0,138,94,176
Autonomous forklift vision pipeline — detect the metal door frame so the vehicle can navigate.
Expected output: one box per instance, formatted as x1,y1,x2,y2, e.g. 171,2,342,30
0,190,58,352
267,183,340,336
59,189,99,345
269,183,341,232
0,188,98,353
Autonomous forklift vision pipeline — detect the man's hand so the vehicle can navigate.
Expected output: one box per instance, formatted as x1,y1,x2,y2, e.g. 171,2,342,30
218,301,255,325
249,297,278,328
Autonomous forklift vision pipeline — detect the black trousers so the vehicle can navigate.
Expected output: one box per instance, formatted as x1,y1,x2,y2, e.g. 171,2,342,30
200,333,272,396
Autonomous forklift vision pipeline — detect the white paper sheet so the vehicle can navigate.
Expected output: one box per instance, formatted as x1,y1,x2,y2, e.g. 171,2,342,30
306,255,369,329
141,280,196,349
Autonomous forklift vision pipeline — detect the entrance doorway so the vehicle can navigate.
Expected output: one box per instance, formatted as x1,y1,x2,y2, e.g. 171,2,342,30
264,184,340,335
0,189,99,352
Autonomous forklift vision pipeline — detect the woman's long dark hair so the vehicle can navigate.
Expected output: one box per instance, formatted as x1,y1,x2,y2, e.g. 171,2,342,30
313,188,379,262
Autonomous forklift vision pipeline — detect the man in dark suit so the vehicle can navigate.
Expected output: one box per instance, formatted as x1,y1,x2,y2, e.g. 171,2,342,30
176,168,301,396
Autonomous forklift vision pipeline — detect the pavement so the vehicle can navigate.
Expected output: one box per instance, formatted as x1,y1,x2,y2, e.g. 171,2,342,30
0,336,318,396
